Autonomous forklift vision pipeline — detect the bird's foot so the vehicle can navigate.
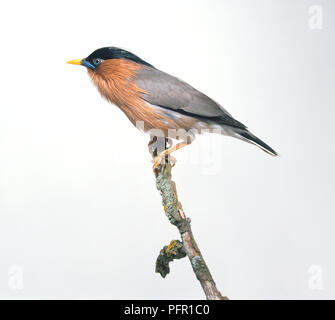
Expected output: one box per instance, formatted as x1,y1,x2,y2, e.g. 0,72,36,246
152,154,176,172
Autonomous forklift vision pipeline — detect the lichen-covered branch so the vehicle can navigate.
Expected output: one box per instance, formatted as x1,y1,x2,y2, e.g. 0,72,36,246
155,240,186,278
149,138,228,300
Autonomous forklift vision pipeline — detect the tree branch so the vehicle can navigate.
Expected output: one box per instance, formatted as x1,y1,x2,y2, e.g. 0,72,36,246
149,138,228,300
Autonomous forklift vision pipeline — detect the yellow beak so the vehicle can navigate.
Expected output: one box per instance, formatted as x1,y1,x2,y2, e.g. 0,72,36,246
67,59,82,65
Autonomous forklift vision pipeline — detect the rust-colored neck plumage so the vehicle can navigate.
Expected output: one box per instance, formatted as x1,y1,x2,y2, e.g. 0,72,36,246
89,59,164,131
88,59,193,133
88,59,142,107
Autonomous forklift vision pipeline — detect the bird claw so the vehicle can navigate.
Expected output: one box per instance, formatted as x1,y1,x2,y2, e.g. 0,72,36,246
152,156,162,172
152,155,177,172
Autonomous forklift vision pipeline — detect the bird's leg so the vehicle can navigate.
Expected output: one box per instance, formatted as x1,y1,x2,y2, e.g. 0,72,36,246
152,140,190,171
164,137,175,167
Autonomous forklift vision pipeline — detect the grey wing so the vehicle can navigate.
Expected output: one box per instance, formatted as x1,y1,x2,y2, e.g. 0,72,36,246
134,66,247,129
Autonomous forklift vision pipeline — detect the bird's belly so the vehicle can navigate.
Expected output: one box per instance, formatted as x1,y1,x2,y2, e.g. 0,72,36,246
120,101,235,139
118,102,196,135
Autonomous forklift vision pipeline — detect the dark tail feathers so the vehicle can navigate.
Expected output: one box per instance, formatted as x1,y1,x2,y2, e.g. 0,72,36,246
237,130,278,156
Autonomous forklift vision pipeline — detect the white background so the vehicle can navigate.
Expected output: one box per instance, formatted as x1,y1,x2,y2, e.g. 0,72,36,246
0,0,334,299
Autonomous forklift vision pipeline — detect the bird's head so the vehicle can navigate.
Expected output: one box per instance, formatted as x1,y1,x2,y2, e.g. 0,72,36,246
67,48,110,70
67,47,154,71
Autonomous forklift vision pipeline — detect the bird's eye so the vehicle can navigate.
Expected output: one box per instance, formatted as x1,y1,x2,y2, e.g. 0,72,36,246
93,58,101,66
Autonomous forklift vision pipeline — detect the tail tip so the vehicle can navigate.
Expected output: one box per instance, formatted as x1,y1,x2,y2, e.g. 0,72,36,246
238,130,278,157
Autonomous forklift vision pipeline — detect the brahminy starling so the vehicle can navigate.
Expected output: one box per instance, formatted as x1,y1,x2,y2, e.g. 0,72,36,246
68,47,277,168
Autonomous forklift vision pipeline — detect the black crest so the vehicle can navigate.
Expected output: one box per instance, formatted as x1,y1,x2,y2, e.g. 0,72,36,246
85,47,155,68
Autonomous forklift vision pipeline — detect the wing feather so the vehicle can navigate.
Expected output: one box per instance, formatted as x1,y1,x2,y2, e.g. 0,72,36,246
134,66,246,129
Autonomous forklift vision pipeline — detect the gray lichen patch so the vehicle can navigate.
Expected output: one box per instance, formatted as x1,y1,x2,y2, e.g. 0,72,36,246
155,164,182,225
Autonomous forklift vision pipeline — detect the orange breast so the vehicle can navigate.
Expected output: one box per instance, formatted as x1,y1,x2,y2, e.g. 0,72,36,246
88,59,196,134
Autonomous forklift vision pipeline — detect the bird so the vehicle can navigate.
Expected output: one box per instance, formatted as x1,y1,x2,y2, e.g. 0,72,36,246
67,47,277,169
